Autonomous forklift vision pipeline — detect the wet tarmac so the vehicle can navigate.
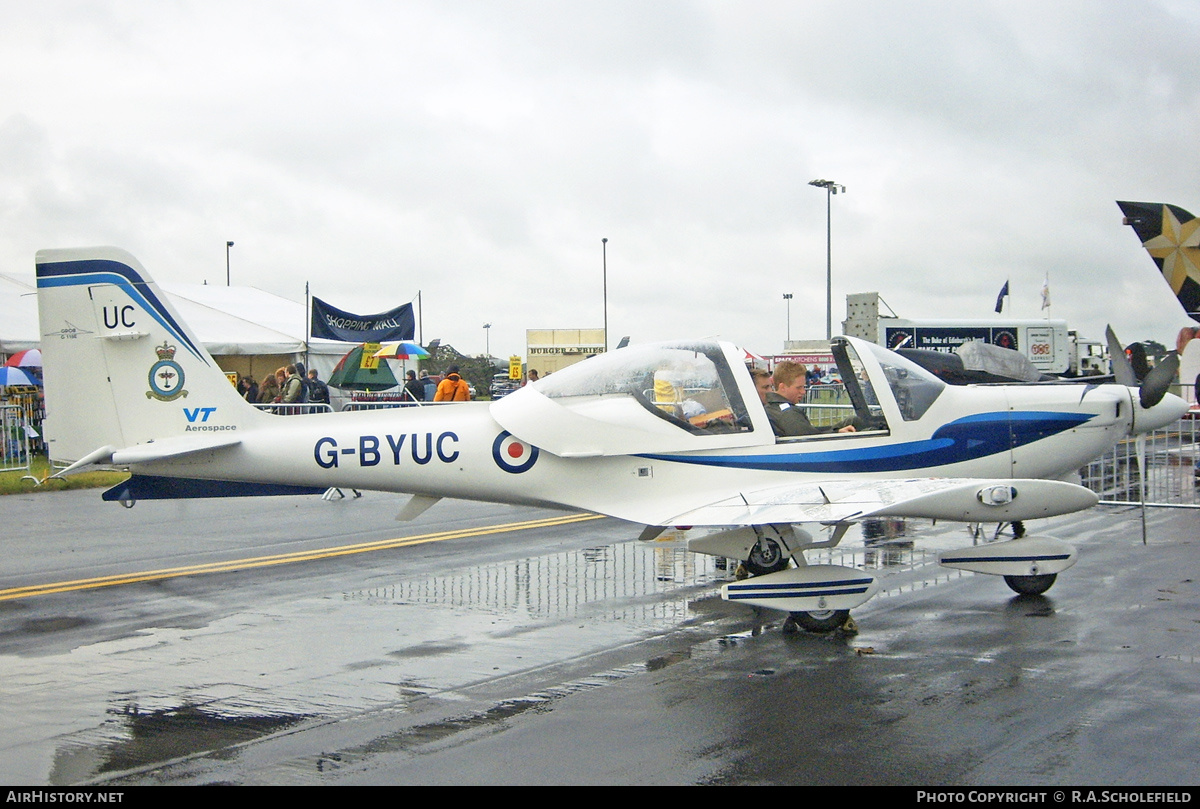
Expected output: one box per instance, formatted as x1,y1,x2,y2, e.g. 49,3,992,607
0,488,1196,785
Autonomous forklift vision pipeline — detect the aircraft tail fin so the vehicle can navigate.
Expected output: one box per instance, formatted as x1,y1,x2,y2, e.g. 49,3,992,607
1116,200,1200,323
35,247,264,465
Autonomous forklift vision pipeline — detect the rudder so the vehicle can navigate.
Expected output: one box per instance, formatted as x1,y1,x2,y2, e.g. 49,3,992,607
1117,200,1200,323
36,247,262,464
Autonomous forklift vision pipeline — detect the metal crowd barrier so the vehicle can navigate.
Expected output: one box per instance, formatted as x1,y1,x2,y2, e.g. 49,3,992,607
806,383,847,403
801,403,857,429
804,385,854,429
340,401,470,411
252,403,335,416
1081,416,1198,509
1,403,31,475
341,400,426,412
252,400,463,413
1,389,44,455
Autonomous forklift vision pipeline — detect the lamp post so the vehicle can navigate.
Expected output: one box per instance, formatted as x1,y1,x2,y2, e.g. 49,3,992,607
225,241,234,286
602,238,608,353
808,179,845,340
483,323,491,359
782,293,793,343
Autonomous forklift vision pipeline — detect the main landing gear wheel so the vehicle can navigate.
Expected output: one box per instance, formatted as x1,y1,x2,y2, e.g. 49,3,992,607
1004,573,1057,596
744,536,790,576
786,609,851,633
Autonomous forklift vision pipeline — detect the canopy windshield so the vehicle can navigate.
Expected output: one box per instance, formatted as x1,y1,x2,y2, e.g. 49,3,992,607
859,340,946,421
535,341,754,435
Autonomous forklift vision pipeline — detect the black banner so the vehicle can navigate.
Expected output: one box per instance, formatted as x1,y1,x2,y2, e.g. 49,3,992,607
885,326,1019,353
310,297,415,343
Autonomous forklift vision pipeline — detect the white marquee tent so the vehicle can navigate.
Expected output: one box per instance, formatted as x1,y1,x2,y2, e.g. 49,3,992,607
0,273,355,382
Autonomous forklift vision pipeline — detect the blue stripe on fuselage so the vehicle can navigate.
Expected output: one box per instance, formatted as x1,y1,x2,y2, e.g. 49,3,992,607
637,411,1093,474
36,259,207,364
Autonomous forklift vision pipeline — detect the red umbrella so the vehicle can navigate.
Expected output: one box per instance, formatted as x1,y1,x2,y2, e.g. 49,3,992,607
4,348,42,368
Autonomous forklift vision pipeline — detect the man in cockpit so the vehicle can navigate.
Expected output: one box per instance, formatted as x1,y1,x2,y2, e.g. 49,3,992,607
750,367,773,406
765,361,857,437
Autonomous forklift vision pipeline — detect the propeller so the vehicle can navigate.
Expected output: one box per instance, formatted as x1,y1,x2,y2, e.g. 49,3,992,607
1104,325,1187,543
1139,351,1179,409
1127,343,1151,381
1105,326,1136,387
1105,326,1179,409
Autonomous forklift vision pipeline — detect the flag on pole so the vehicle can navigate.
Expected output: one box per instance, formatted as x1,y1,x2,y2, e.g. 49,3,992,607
994,280,1009,314
1040,274,1050,310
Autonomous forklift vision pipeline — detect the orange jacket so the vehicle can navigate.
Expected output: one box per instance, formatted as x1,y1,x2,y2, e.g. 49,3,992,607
434,373,471,402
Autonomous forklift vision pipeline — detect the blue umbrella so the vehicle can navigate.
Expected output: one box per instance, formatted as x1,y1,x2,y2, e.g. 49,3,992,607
372,341,429,391
0,366,40,386
372,341,429,359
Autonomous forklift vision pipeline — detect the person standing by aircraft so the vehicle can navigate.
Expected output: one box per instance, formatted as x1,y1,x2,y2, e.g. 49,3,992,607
766,361,857,437
271,368,288,401
434,365,471,401
257,373,280,405
403,370,425,404
307,369,329,406
238,375,258,404
281,365,305,405
294,361,310,403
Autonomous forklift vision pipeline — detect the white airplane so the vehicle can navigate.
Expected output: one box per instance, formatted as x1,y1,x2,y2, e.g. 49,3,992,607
35,247,1188,632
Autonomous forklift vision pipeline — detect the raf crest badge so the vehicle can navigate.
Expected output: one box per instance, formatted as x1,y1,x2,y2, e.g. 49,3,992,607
146,342,188,401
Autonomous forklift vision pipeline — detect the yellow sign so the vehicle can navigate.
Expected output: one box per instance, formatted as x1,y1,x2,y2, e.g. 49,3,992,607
509,356,522,380
225,372,239,387
360,343,381,370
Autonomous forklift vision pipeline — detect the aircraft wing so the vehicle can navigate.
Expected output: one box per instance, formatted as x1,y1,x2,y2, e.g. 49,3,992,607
662,477,1098,527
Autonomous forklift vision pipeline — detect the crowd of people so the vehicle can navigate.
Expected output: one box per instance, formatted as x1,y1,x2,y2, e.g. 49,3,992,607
236,361,331,408
231,363,542,409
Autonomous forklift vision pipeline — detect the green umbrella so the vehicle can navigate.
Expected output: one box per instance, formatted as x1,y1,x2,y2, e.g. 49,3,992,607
328,344,400,390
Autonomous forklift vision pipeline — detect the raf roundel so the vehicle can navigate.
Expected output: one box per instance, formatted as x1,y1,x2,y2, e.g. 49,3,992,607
492,431,539,474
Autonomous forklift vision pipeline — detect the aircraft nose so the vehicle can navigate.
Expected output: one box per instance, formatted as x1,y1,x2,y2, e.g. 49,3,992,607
1133,392,1190,434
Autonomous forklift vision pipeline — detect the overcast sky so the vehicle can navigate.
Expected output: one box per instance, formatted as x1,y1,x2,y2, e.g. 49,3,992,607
2,1,1197,360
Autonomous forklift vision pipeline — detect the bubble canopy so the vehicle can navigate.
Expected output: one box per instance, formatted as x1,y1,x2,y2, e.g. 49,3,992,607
539,341,751,426
490,340,769,457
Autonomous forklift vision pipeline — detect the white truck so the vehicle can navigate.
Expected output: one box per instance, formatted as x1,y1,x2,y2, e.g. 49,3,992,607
843,294,1106,378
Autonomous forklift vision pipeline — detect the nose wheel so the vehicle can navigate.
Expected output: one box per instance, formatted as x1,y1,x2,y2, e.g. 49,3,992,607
785,608,852,633
744,536,790,576
1004,573,1057,595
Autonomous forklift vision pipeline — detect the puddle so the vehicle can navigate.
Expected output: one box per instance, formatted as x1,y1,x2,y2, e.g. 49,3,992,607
45,702,309,785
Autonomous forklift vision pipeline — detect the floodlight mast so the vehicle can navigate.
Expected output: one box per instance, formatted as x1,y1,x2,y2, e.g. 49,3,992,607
808,179,845,340
602,238,609,353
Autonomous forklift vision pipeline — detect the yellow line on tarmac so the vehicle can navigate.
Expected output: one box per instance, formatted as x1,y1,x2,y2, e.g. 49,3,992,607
0,512,606,602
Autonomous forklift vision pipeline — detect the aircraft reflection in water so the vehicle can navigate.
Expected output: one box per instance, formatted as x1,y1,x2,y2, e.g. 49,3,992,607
35,248,1186,633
